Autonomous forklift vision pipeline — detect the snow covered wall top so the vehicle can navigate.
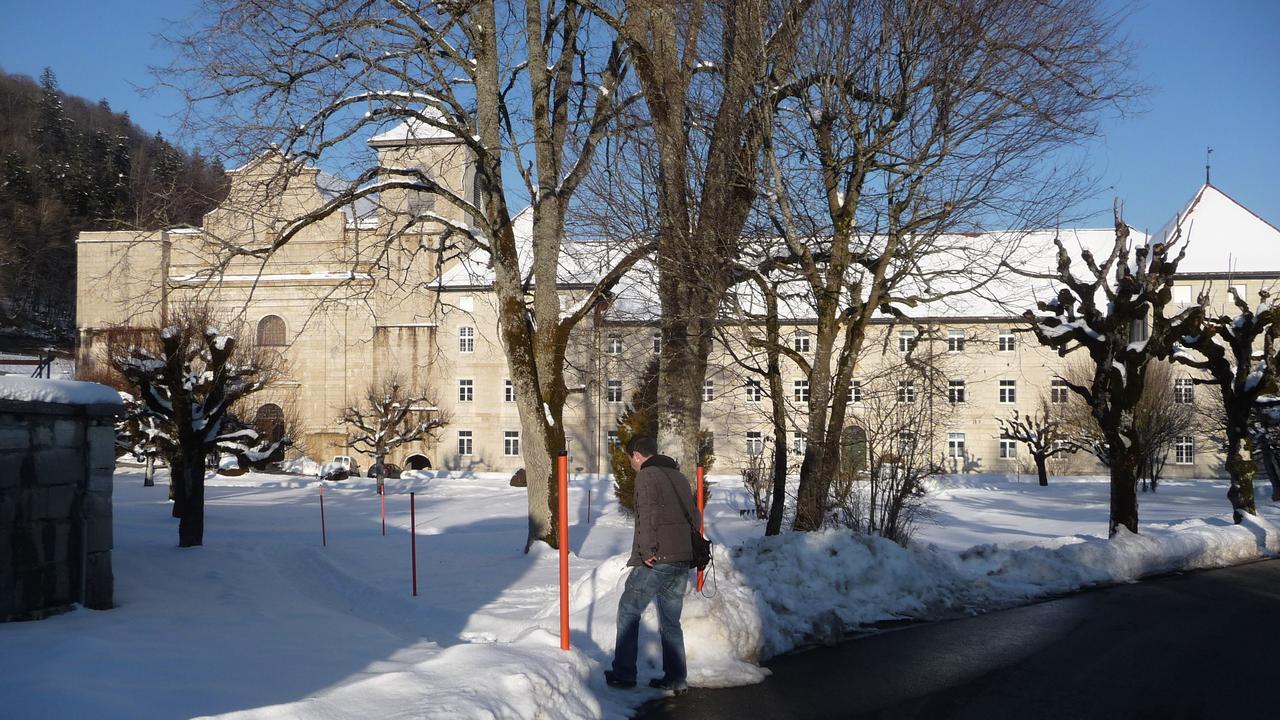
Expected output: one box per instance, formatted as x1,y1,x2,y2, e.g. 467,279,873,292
0,376,123,411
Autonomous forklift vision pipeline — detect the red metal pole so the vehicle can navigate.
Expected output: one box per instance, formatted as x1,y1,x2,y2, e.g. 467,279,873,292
586,488,592,525
381,490,386,537
558,451,570,651
410,492,418,597
319,483,327,547
696,466,705,592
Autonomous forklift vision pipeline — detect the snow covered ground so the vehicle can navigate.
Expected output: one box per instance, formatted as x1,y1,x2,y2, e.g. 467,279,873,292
3,468,1278,720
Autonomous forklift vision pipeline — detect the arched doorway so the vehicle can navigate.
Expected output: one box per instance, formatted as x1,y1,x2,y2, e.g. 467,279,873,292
840,425,868,478
405,454,432,471
254,403,286,444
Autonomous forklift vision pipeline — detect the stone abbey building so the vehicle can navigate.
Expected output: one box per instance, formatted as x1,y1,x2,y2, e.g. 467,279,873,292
76,122,1280,479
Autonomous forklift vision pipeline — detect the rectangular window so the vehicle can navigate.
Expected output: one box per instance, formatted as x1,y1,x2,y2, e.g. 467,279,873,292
898,431,916,455
848,380,862,404
702,379,714,402
1175,436,1195,464
746,431,763,456
504,431,520,456
792,431,806,455
793,330,812,353
1051,378,1070,404
999,329,1017,352
794,379,810,402
459,326,474,353
948,379,966,404
1174,378,1194,404
948,432,966,459
897,380,916,404
746,379,763,402
606,430,619,448
457,430,473,456
504,379,515,403
947,329,966,353
458,379,474,402
606,379,623,403
999,379,1017,404
652,332,662,354
606,334,623,355
999,435,1017,459
898,330,917,354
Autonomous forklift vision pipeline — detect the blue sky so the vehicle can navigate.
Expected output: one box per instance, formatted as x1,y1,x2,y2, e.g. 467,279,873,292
1,0,1276,232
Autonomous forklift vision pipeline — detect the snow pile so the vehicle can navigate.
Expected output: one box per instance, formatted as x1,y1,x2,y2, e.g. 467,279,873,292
3,470,1278,720
0,376,123,407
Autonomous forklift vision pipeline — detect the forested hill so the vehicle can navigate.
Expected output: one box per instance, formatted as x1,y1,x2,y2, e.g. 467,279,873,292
0,67,227,344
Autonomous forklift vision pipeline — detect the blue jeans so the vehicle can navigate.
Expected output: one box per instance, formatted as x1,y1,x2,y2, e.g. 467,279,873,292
611,562,690,685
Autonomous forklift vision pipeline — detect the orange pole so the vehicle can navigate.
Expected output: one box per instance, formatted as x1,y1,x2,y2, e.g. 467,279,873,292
558,451,570,650
319,483,327,547
696,466,705,592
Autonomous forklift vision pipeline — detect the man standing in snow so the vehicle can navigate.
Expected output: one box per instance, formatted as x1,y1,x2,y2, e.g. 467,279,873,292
605,434,699,694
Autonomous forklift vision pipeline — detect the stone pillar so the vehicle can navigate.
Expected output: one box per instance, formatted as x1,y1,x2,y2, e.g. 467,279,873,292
0,388,121,621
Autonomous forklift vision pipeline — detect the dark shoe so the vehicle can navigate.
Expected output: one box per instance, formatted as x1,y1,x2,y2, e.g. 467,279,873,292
648,677,689,694
604,670,636,689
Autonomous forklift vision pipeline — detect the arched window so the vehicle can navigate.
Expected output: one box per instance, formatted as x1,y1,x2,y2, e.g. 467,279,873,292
256,315,286,347
254,403,285,443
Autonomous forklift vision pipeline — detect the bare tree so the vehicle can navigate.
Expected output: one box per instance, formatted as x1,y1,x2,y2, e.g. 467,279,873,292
829,357,943,545
998,398,1075,487
166,1,654,550
1024,214,1202,536
340,376,448,491
1173,288,1280,520
112,306,288,546
576,0,815,472
746,0,1135,531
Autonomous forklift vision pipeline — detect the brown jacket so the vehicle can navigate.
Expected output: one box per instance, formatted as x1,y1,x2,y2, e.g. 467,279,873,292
628,455,700,567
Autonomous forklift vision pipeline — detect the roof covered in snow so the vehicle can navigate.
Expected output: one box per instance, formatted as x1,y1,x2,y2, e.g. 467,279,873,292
0,377,124,410
1155,184,1280,275
368,107,465,146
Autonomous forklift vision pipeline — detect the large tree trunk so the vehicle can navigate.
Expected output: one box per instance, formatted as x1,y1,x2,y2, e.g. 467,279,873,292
1223,422,1255,523
656,321,710,476
1035,453,1049,487
172,446,204,547
1107,431,1140,537
144,456,155,487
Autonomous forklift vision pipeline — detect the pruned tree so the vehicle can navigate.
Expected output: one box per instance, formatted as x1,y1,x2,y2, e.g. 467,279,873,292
117,391,166,487
1024,212,1202,536
1173,287,1280,520
166,0,655,551
742,0,1135,531
998,398,1075,487
112,308,288,546
340,376,448,491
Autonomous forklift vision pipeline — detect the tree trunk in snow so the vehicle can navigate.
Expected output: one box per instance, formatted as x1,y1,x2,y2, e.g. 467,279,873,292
1258,437,1280,501
1034,454,1049,487
1107,432,1140,537
1224,423,1255,523
144,456,155,487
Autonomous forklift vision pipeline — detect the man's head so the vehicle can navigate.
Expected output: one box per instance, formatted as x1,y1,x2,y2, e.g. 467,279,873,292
625,434,658,473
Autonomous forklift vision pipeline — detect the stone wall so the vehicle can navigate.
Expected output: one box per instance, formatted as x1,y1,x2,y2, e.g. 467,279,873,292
0,392,119,621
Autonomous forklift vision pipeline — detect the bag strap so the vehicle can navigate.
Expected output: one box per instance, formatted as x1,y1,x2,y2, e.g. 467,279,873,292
659,467,701,532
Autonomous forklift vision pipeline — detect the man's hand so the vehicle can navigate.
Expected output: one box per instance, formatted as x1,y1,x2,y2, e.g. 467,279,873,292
644,556,656,567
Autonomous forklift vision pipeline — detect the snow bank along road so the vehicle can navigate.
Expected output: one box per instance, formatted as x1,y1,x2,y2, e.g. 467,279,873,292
0,470,1276,719
638,557,1280,720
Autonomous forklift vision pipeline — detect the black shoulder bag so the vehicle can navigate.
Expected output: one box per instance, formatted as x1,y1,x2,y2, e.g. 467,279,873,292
662,470,713,570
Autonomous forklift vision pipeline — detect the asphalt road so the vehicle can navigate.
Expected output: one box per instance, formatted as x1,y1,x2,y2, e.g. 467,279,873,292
635,559,1280,720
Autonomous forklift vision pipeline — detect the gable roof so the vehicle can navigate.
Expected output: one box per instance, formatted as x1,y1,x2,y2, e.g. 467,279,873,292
1157,184,1280,274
